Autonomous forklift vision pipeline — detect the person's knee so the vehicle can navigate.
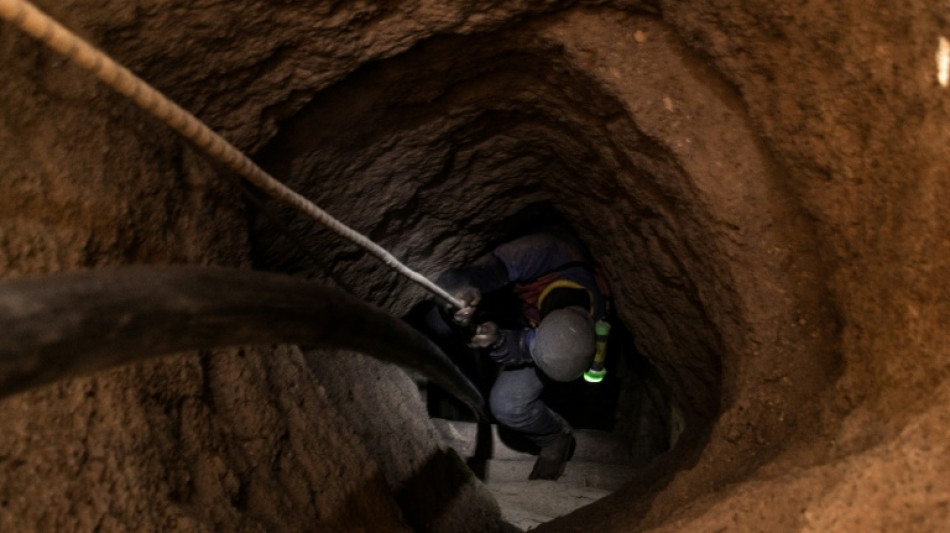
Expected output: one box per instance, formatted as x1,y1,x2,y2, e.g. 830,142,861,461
490,389,536,427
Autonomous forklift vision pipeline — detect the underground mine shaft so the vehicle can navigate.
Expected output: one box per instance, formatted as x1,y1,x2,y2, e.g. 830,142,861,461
245,27,739,527
3,0,950,532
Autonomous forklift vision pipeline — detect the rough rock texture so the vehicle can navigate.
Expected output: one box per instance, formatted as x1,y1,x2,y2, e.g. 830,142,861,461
1,0,949,531
0,345,410,531
1,1,528,530
304,350,512,532
253,7,838,519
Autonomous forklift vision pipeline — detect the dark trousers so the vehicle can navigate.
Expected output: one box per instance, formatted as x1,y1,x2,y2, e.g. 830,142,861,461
489,365,569,448
407,301,570,447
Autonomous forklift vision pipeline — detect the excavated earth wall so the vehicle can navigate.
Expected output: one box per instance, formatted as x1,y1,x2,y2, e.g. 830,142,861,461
0,0,948,531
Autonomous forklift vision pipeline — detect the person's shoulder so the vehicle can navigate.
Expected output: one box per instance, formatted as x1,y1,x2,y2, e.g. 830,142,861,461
507,225,576,246
494,232,564,259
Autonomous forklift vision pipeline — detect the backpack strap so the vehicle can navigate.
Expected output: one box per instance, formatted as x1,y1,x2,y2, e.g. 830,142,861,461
537,279,594,317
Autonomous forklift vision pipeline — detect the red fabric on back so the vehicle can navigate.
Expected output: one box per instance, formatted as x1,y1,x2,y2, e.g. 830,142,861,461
512,272,563,326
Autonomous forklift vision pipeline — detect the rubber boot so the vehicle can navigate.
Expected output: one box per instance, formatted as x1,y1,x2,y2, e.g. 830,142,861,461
529,431,576,481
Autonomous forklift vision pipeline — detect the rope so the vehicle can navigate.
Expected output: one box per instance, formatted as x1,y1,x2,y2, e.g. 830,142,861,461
0,0,464,310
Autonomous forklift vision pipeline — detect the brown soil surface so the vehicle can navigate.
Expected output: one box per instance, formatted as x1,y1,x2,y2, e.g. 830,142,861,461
1,1,948,531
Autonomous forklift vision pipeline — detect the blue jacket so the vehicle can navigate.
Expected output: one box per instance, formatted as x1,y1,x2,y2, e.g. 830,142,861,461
440,229,606,366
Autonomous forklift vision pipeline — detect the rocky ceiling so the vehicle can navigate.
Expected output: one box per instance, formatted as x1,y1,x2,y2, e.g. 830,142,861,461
1,0,948,531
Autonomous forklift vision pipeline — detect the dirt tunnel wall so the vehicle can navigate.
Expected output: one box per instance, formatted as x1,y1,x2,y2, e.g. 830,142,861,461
1,1,949,531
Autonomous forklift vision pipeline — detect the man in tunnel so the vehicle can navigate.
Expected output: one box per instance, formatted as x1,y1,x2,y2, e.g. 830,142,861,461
435,227,609,481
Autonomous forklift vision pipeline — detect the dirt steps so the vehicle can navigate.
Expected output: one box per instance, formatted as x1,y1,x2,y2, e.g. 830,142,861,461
479,458,634,489
489,480,615,531
432,419,634,463
433,419,635,530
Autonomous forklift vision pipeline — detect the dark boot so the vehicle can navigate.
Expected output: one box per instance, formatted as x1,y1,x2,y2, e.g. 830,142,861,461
529,431,576,480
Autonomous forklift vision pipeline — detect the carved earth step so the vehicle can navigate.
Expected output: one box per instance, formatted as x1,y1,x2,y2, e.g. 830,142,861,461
432,419,635,464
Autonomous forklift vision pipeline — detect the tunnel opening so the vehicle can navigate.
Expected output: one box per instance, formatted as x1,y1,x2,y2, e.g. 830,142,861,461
402,203,679,454
248,19,737,527
0,1,866,531
398,208,685,528
8,0,940,529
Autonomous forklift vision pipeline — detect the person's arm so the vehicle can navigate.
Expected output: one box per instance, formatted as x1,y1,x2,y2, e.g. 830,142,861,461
488,327,534,366
437,252,510,325
469,323,533,366
437,252,510,294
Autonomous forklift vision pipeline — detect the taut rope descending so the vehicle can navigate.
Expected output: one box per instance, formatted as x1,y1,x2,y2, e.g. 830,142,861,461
0,0,463,309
